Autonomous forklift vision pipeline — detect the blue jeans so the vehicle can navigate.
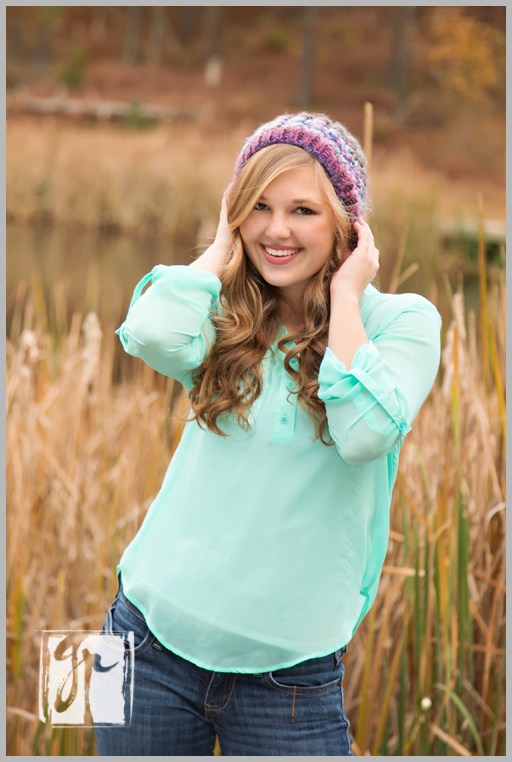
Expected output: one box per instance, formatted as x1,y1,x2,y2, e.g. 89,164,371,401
94,573,354,756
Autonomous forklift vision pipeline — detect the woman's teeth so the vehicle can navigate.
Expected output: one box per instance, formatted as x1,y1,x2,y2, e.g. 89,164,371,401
264,246,300,257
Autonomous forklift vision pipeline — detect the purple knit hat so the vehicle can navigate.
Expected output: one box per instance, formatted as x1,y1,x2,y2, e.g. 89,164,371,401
234,112,368,224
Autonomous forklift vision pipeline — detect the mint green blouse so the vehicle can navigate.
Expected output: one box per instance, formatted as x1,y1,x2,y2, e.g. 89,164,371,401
115,265,442,673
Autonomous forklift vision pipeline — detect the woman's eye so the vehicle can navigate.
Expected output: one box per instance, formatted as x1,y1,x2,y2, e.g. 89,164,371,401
296,206,316,216
254,202,268,211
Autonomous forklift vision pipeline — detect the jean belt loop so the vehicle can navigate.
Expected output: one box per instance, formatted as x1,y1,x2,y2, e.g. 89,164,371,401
335,646,346,670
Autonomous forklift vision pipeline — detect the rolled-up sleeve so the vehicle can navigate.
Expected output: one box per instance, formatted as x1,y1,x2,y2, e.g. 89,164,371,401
317,298,442,465
116,265,222,383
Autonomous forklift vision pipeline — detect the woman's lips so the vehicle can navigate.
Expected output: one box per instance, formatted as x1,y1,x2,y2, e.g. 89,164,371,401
260,243,302,265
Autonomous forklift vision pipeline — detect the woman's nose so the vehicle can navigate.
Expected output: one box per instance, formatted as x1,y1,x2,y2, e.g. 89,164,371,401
266,213,291,240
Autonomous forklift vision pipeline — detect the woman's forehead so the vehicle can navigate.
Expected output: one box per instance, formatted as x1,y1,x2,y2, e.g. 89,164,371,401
259,166,326,201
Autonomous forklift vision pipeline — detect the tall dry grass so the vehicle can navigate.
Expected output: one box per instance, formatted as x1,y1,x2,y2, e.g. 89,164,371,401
6,120,245,242
6,230,505,753
6,286,195,754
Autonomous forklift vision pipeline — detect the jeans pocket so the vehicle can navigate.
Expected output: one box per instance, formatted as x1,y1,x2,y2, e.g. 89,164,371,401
264,652,342,696
106,589,155,655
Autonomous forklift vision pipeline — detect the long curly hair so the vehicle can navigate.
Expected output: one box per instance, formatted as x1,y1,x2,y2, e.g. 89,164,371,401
186,143,358,446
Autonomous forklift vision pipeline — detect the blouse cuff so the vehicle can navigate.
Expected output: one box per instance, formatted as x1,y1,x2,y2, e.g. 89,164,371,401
318,342,412,436
115,265,222,337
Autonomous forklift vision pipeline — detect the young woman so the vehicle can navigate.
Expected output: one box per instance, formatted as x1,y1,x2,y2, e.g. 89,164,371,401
93,112,442,756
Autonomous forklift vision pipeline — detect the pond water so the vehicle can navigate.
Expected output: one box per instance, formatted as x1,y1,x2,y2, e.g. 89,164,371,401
7,222,494,341
7,223,193,333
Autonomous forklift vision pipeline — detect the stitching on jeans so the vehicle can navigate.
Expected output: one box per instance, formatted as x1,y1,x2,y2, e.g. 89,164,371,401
264,673,341,696
341,684,353,755
205,675,237,713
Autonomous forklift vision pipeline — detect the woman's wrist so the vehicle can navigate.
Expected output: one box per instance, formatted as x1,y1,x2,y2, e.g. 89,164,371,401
328,288,368,370
330,286,361,303
189,242,230,279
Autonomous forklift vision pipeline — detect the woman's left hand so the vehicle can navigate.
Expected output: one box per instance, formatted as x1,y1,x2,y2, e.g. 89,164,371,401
330,220,380,300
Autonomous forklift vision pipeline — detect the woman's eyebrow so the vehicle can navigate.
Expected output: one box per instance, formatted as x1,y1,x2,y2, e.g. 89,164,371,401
259,195,321,205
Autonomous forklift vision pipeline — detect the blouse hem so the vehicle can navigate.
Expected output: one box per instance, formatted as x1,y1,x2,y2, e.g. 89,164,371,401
116,565,351,675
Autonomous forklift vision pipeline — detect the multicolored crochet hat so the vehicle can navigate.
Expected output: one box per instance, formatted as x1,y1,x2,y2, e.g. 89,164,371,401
234,112,368,224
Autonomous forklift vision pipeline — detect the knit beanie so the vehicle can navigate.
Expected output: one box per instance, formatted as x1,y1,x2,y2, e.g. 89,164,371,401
234,112,369,223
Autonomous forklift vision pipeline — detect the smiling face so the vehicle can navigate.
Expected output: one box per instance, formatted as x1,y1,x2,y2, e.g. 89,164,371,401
239,165,336,316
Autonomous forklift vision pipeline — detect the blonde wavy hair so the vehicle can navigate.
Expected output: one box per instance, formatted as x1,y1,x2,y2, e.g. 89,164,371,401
187,143,356,446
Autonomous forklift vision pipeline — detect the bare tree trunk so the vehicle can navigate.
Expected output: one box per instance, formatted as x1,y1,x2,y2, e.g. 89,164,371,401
90,7,108,42
36,13,51,67
180,6,196,47
297,7,317,108
204,6,221,59
388,7,416,115
8,7,24,57
148,6,166,65
122,6,142,66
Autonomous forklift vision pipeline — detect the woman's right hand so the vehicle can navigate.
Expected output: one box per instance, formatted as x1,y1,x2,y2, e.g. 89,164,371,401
189,181,235,277
213,181,235,255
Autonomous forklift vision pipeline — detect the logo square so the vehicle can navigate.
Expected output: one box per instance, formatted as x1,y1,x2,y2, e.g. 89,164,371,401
39,630,134,727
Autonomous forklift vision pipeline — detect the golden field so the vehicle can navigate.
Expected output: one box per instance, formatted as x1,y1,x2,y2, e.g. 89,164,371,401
7,239,505,755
